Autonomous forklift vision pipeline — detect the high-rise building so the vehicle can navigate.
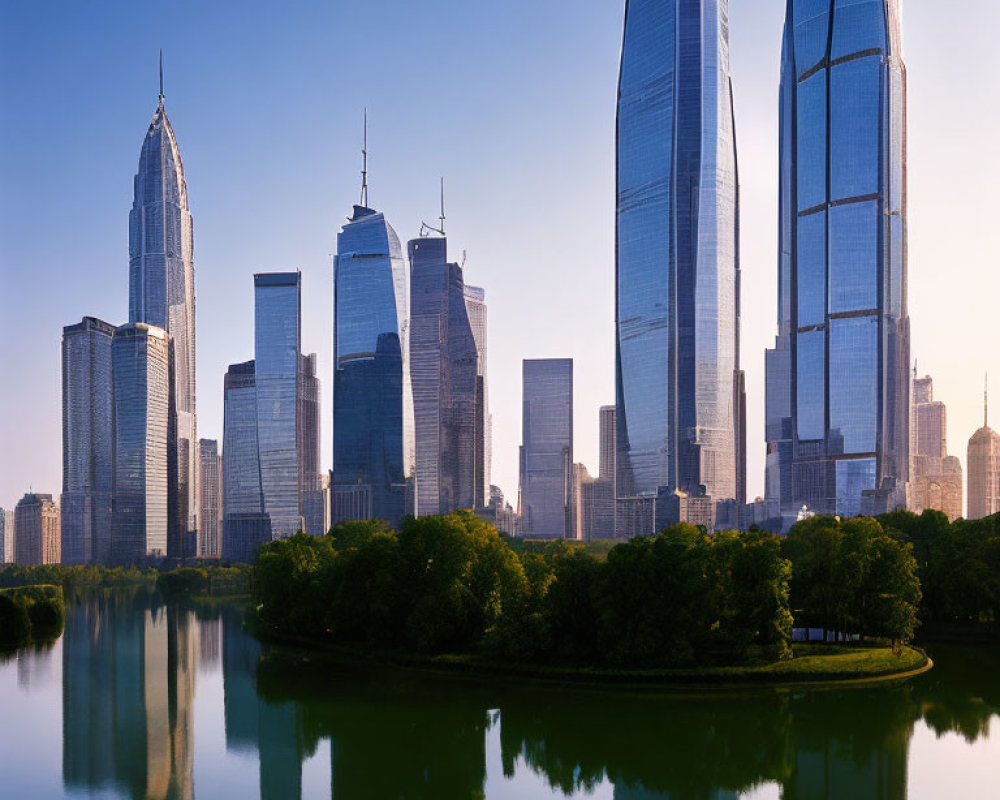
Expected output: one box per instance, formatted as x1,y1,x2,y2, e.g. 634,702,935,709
967,387,1000,520
909,374,962,521
221,360,270,563
129,74,198,558
766,0,910,518
599,405,616,484
615,0,745,518
0,508,13,563
61,317,115,565
297,353,323,534
198,439,222,557
14,493,61,565
519,359,573,539
409,235,479,515
111,323,172,563
464,285,491,507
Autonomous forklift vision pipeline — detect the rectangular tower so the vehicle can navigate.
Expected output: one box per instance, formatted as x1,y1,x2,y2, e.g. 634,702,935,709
198,439,222,557
61,316,116,564
464,285,491,508
14,493,60,565
519,359,573,539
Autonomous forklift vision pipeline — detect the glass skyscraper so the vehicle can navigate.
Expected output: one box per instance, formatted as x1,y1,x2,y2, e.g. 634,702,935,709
129,84,198,555
519,359,573,539
332,204,413,526
61,317,115,565
198,439,222,557
111,323,172,563
615,0,745,511
409,235,479,515
766,0,909,517
464,285,491,508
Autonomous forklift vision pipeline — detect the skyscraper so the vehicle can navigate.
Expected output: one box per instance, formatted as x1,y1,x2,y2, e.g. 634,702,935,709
111,323,172,563
409,234,479,515
15,493,61,565
198,439,222,557
332,198,414,527
599,405,616,484
129,69,198,557
766,0,910,518
0,508,13,563
909,373,962,521
297,353,323,533
61,317,115,565
519,359,573,539
221,360,270,563
464,285,491,507
967,386,1000,520
615,0,745,515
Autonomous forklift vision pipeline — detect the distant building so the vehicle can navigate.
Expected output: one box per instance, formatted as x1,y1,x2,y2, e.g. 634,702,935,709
298,352,323,534
111,323,172,563
519,359,573,539
1,509,13,563
909,374,962,521
599,405,616,484
464,285,492,507
967,387,1000,520
221,361,270,563
332,201,413,527
199,439,222,557
15,493,60,565
302,472,329,539
61,316,115,565
410,234,480,515
476,485,519,538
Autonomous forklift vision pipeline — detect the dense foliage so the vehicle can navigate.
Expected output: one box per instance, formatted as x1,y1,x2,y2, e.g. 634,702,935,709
0,585,65,646
254,514,794,667
156,565,252,597
0,563,155,590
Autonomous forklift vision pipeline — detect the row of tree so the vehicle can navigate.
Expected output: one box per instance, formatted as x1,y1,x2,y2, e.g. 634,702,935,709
255,513,799,667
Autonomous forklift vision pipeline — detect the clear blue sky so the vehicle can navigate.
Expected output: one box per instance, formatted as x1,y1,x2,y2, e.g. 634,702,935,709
2,1,997,515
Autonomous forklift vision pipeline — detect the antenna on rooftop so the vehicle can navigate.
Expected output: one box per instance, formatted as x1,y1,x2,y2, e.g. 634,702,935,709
360,108,369,208
158,50,164,104
419,177,447,238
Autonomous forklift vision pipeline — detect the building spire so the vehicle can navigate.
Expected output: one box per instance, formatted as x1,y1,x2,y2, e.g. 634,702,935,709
360,108,369,208
158,49,164,106
986,373,990,429
439,176,446,235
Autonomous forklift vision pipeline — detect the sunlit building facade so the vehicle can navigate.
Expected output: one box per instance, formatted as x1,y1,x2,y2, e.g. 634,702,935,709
129,85,198,558
766,0,910,518
464,285,491,507
519,359,573,539
111,323,172,563
615,0,745,515
909,374,962,521
61,316,115,565
409,235,479,515
967,393,1000,520
332,204,413,526
198,439,222,557
14,493,60,565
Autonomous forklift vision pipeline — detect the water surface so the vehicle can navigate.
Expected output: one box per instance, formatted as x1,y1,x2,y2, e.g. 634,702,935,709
1,590,998,799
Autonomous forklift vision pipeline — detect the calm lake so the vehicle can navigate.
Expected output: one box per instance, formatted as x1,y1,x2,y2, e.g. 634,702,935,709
1,590,998,799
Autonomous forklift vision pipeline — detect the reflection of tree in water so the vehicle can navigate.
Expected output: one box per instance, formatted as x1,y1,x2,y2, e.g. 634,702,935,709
914,643,1000,742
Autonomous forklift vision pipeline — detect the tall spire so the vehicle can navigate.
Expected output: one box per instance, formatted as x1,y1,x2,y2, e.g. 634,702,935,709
986,374,990,429
360,108,369,208
439,177,446,235
158,49,164,106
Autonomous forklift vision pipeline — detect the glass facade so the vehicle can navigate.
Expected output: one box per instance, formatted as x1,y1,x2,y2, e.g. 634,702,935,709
129,94,198,555
464,285,491,508
198,439,222,557
409,236,479,516
111,323,172,563
332,205,413,526
519,359,573,539
766,0,909,516
615,0,744,508
61,317,115,565
255,273,305,539
14,493,60,566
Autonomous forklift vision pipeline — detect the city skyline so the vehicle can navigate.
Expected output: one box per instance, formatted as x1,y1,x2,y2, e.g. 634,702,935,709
2,1,997,518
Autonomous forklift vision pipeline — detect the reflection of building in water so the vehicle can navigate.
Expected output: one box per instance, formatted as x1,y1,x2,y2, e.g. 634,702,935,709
61,592,197,800
614,787,737,800
220,605,303,799
16,640,56,690
198,613,221,672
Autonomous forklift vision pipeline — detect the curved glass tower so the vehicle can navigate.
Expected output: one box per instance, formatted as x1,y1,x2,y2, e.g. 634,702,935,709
766,0,909,518
129,87,198,555
332,205,414,526
615,0,744,510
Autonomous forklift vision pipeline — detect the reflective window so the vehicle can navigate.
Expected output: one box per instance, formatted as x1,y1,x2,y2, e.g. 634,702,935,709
835,457,877,517
829,316,878,454
831,56,880,200
829,201,878,313
793,0,831,77
797,72,828,211
797,330,825,441
831,0,886,61
797,211,827,327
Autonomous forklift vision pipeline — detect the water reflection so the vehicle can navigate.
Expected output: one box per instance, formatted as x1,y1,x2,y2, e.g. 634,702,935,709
44,593,1000,800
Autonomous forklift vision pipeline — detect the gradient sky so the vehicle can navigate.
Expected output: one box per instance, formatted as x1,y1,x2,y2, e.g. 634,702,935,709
1,1,997,516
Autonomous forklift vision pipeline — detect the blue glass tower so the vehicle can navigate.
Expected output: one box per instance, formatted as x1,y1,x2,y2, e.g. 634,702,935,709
766,0,909,518
332,204,413,526
615,0,745,512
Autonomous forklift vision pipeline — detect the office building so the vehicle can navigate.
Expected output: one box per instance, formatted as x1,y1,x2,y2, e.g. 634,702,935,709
967,387,1000,520
615,0,746,519
464,285,491,506
909,374,962,521
198,439,222,557
61,316,115,565
766,0,910,517
519,359,573,539
15,493,60,565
